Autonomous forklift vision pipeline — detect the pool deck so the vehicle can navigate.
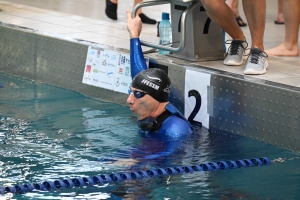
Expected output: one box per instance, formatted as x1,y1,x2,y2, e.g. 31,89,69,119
0,0,300,89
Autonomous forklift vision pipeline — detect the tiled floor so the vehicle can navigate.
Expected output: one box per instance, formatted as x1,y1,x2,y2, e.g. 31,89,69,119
0,0,300,87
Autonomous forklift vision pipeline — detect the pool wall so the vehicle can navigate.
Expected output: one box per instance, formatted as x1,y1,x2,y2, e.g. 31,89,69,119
0,23,127,105
0,24,299,152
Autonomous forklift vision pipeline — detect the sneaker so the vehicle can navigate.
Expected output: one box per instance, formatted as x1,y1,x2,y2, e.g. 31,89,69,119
105,0,117,20
244,47,268,75
223,39,248,66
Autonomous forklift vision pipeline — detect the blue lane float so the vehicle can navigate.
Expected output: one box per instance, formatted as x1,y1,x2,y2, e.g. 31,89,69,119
0,157,271,194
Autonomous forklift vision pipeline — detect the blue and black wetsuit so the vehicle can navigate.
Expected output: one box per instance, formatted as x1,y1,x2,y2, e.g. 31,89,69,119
129,38,193,161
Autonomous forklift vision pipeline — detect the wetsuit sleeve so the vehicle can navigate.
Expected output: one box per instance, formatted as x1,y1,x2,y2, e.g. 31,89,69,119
130,38,148,78
143,141,178,159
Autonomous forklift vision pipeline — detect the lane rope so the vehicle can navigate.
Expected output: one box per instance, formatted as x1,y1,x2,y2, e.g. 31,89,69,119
0,157,270,194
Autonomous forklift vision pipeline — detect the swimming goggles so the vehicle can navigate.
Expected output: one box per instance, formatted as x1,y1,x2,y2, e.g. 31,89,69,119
128,89,147,99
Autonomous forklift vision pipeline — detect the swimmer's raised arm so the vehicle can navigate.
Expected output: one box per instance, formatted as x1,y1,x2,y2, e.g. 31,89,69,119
127,10,147,78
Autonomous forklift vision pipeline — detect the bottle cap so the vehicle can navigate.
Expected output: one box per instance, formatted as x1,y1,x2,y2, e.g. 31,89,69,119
161,12,170,20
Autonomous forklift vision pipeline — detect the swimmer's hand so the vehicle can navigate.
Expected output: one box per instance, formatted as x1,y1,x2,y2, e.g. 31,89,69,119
126,10,142,38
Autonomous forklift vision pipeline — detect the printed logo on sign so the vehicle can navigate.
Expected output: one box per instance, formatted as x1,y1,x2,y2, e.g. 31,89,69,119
96,51,101,59
93,79,99,82
107,72,114,78
125,67,130,76
103,54,110,59
121,55,125,64
111,55,116,60
115,78,120,87
118,54,121,65
102,59,107,66
89,51,96,55
118,68,123,74
87,57,93,62
86,65,91,73
93,69,98,73
108,63,115,67
121,82,128,86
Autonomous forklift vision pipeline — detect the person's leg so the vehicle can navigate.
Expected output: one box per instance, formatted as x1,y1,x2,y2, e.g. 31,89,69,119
266,0,300,56
202,0,244,40
227,0,239,16
227,0,247,27
242,0,265,50
242,0,268,75
201,0,247,66
275,0,285,24
134,0,156,24
105,0,118,20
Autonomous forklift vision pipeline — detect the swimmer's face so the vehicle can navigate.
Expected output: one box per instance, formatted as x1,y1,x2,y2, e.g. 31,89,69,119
127,87,159,120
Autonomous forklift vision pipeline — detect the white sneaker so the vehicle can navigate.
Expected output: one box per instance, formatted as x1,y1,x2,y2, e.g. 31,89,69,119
244,47,268,75
224,39,248,66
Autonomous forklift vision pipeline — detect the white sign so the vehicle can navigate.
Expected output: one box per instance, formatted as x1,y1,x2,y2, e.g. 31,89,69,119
82,46,100,85
113,53,132,93
82,47,116,89
83,47,136,94
100,50,117,90
185,69,211,128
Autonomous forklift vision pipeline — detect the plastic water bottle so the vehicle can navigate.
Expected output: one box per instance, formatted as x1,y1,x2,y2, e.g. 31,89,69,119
158,12,172,55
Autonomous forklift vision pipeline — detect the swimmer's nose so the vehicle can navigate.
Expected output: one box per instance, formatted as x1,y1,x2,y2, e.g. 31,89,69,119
127,93,134,104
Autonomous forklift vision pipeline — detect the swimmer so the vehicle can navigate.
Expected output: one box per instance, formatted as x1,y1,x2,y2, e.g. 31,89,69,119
110,12,192,166
127,10,192,135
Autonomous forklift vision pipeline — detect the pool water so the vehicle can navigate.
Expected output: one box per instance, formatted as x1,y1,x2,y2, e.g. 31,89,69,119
1,73,300,200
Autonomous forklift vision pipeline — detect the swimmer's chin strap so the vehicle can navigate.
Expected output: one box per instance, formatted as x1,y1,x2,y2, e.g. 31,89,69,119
137,110,171,132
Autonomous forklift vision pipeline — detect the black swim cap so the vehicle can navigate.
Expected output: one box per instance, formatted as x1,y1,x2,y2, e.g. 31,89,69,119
131,68,171,102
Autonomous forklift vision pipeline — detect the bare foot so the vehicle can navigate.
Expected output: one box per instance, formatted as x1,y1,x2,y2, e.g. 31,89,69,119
276,13,285,23
266,43,299,56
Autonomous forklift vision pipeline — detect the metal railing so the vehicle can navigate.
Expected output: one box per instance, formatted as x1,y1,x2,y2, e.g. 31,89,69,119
131,0,200,53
